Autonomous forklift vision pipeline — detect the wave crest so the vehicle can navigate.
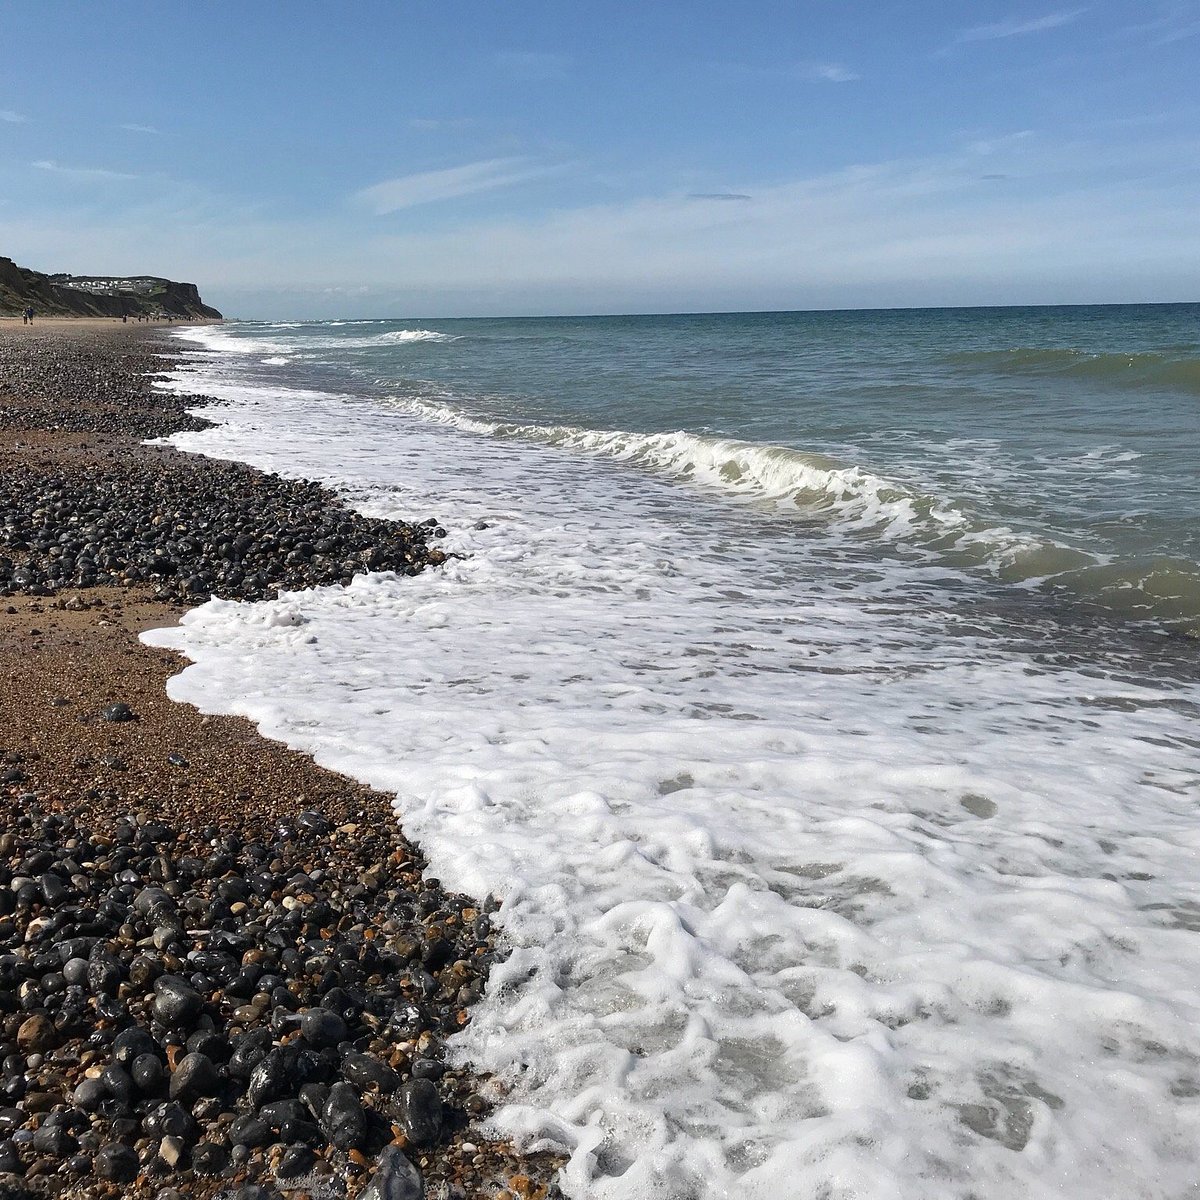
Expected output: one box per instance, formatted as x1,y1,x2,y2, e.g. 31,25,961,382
392,395,1097,570
372,329,460,344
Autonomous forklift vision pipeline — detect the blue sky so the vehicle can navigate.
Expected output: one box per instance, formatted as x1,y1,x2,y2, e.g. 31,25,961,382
1,1,1198,317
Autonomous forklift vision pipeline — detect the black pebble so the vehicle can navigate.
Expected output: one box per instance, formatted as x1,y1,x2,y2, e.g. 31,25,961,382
94,1142,139,1183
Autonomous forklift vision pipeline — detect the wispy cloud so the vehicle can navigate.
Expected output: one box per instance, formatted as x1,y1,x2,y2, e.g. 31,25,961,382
689,192,753,202
496,51,571,81
1118,5,1200,46
331,132,1200,316
33,159,139,180
354,157,553,214
119,122,159,134
954,8,1087,43
0,110,26,124
800,62,861,83
967,129,1036,155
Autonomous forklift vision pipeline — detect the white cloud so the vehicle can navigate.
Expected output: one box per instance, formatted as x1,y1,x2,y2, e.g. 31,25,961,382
33,159,139,180
0,110,26,124
354,157,553,214
955,8,1087,43
6,131,1198,318
801,62,861,83
330,136,1200,314
119,123,159,134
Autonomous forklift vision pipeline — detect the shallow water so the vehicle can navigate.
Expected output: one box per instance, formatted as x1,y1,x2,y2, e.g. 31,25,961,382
146,311,1200,1199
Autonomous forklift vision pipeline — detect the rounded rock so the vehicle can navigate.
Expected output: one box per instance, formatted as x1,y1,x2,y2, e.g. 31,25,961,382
298,1006,346,1049
168,1051,220,1103
359,1145,424,1200
132,1052,166,1094
152,975,203,1027
396,1078,443,1148
94,1142,139,1183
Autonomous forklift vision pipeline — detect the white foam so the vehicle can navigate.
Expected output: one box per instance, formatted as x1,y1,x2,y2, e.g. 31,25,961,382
372,328,460,344
147,342,1200,1199
391,395,1091,580
175,324,458,358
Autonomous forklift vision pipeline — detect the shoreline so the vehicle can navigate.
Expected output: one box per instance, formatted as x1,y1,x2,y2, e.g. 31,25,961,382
0,323,562,1199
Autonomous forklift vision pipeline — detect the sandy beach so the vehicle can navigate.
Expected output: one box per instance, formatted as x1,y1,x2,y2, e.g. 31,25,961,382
0,322,561,1199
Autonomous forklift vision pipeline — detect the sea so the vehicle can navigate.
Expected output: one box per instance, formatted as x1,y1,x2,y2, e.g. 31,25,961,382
149,306,1200,1199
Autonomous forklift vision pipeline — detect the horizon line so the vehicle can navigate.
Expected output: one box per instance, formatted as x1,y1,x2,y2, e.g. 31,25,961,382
218,297,1200,322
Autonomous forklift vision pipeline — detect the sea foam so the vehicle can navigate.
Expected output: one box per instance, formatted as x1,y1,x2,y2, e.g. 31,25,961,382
146,337,1200,1199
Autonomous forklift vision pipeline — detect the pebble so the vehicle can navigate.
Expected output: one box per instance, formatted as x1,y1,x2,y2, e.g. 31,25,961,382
0,792,549,1191
94,1143,138,1183
0,332,564,1197
397,1078,444,1147
360,1145,424,1200
152,975,204,1026
168,1051,220,1102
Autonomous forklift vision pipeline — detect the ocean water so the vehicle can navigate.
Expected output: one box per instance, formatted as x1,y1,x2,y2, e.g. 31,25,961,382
148,308,1200,1199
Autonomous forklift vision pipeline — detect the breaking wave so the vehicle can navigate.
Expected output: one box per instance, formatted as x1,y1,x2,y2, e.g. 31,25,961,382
393,394,1200,632
371,329,460,344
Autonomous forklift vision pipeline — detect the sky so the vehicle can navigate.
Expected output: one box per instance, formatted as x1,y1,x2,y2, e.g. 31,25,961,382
1,1,1198,318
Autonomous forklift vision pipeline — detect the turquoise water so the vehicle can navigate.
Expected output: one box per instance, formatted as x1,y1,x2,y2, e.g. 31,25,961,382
226,304,1200,633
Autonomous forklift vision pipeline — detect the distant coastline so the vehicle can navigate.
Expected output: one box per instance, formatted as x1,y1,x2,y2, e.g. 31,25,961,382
0,254,222,321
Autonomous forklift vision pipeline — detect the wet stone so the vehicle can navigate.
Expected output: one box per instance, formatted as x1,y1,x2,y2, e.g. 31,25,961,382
298,1006,347,1048
144,1101,198,1142
396,1078,443,1148
131,1052,166,1094
256,1099,305,1130
94,1143,138,1183
359,1145,424,1200
344,1051,397,1093
112,1027,159,1066
31,1125,76,1158
275,1142,316,1179
191,1140,230,1176
72,1078,106,1112
0,1139,22,1175
321,1082,366,1151
99,702,136,723
169,1052,220,1103
228,1114,272,1148
100,1064,135,1105
152,975,203,1027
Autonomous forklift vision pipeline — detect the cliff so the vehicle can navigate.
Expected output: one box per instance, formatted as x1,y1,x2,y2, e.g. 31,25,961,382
0,255,222,320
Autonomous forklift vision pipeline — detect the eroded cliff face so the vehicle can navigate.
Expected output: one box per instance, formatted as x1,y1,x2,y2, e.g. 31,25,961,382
0,255,222,319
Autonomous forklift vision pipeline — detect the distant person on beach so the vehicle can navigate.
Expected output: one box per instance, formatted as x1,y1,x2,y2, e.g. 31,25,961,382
22,306,34,325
